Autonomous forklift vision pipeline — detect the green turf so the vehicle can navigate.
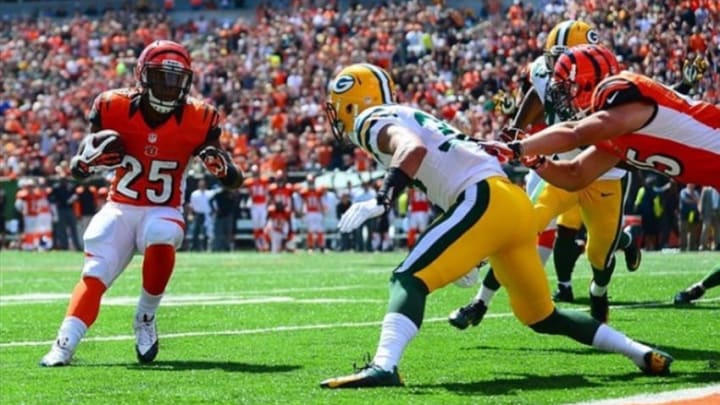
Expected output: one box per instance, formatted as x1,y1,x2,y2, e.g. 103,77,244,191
0,250,718,404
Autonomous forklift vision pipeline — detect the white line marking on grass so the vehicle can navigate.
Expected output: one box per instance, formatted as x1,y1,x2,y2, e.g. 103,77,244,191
1,297,718,348
571,384,720,405
0,293,384,306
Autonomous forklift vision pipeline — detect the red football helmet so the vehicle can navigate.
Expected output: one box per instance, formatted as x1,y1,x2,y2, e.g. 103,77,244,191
547,44,620,121
135,40,193,114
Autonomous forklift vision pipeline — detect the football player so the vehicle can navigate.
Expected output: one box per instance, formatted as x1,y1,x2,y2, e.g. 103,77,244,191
297,174,327,253
502,44,720,195
40,40,244,367
319,63,672,388
449,20,640,330
243,165,270,252
673,267,720,305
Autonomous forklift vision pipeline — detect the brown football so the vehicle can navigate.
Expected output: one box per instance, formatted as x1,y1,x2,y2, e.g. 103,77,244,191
90,129,125,154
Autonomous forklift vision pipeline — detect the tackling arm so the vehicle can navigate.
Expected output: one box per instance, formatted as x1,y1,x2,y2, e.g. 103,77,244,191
511,101,655,157
534,146,621,191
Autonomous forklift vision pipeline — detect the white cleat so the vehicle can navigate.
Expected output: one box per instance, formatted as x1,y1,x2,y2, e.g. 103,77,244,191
134,314,159,363
39,339,74,367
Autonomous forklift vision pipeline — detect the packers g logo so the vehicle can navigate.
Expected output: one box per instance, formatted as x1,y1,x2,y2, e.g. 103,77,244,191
332,75,355,94
586,30,599,44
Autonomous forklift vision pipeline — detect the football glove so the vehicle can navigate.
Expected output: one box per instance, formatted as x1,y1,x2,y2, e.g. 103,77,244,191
479,140,515,164
337,199,386,233
72,134,124,176
198,145,230,178
520,155,548,170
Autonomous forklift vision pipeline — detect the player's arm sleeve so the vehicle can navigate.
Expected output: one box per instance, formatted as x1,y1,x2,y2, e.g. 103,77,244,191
353,106,399,159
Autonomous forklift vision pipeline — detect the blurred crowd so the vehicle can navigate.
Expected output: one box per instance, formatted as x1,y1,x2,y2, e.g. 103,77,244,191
0,0,719,251
2,0,719,179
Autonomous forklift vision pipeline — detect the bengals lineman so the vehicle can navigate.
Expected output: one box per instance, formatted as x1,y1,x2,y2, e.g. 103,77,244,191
319,63,672,388
40,40,243,367
505,44,720,190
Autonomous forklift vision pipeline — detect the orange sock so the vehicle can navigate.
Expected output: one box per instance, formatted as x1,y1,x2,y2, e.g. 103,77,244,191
66,277,107,327
537,229,556,250
317,232,325,249
407,228,417,248
143,244,175,295
306,232,314,249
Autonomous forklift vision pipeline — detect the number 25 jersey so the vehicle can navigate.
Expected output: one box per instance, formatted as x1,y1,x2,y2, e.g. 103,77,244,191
352,104,506,211
88,89,220,208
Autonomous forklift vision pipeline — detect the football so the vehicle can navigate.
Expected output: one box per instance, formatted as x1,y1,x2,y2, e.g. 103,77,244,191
90,129,125,155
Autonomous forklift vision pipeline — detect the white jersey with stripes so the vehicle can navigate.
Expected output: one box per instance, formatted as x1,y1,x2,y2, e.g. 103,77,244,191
352,104,506,211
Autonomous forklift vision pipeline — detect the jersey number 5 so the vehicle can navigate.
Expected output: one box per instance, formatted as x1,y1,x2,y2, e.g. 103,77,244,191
116,156,179,204
625,148,682,177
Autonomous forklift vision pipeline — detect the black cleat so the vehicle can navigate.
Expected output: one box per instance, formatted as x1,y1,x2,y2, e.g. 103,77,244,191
448,300,488,330
673,285,705,305
640,350,674,376
552,284,575,303
320,362,403,389
623,228,642,272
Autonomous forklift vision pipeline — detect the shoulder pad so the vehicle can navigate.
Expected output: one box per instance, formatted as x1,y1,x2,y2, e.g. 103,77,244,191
592,75,644,112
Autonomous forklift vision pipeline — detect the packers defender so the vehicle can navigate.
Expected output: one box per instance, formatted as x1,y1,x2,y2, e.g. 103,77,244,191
449,20,641,330
319,63,672,388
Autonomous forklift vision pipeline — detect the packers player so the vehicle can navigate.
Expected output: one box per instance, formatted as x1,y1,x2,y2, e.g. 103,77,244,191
450,20,640,330
319,63,672,388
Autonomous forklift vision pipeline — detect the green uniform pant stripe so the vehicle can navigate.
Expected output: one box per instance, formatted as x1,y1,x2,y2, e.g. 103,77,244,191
395,181,490,275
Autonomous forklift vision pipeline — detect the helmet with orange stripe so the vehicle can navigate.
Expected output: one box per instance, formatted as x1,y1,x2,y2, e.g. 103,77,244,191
135,40,194,114
548,44,620,121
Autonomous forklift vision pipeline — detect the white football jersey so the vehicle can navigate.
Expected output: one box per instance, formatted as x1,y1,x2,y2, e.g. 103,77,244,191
352,105,506,211
529,56,625,180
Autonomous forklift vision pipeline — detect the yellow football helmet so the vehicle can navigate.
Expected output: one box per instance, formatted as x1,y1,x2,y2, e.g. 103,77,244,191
544,20,599,70
326,63,396,144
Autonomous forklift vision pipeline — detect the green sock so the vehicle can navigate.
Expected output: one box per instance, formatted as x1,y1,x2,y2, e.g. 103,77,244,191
387,274,429,328
617,229,631,249
529,308,601,345
483,268,501,290
701,267,720,289
592,258,616,288
554,226,581,283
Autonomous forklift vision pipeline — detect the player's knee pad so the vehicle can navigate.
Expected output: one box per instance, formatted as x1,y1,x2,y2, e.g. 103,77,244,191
143,218,184,250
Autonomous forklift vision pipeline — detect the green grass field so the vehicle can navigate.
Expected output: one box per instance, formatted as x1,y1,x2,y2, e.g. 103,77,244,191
0,250,718,404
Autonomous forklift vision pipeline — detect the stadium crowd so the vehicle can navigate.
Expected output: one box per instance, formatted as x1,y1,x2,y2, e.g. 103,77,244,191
1,0,719,251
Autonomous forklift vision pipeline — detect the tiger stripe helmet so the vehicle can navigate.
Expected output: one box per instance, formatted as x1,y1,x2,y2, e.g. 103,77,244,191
544,20,599,70
548,44,620,121
326,63,396,144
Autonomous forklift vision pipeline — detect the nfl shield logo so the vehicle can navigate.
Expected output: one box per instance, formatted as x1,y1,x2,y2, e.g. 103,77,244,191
148,133,158,143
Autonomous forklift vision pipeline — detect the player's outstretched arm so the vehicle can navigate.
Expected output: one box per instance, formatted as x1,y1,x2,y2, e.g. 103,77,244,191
510,102,654,158
533,146,621,191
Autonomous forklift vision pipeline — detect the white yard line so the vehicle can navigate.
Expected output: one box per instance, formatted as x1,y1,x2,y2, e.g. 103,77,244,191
1,296,717,348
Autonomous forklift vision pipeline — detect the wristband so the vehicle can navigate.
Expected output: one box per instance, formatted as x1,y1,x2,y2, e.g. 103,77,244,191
376,167,412,210
508,141,524,159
